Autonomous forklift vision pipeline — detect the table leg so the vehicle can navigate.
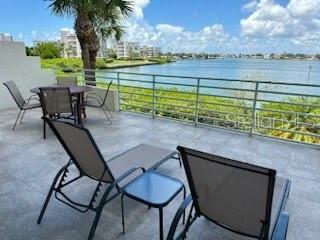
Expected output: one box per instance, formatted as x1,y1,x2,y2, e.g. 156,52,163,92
76,93,82,125
159,208,163,240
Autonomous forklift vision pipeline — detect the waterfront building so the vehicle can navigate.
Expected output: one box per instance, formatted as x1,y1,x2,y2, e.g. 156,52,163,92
0,33,13,42
116,41,140,58
60,29,81,58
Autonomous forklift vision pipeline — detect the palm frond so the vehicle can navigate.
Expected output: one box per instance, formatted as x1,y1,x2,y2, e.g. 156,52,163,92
47,0,74,16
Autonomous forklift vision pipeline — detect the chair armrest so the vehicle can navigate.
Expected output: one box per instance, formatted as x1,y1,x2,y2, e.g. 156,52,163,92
25,94,40,103
85,92,104,103
98,167,146,207
167,194,193,240
272,211,289,240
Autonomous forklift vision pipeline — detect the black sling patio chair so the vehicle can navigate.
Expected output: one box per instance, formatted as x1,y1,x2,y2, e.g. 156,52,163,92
39,87,77,138
3,80,41,130
167,146,291,240
37,118,179,240
83,80,113,123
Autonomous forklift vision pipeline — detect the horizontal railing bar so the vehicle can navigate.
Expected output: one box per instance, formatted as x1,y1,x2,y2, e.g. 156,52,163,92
198,108,250,117
255,107,320,117
155,81,196,87
82,69,320,87
256,99,320,108
256,126,320,138
119,85,152,91
155,102,195,110
198,100,253,109
118,78,153,84
121,103,153,111
155,108,195,117
154,88,196,95
120,98,153,105
198,93,254,101
199,85,256,92
257,90,320,98
120,91,153,98
155,95,196,103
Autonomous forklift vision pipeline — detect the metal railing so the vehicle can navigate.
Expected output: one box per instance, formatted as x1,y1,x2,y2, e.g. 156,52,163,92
80,69,320,146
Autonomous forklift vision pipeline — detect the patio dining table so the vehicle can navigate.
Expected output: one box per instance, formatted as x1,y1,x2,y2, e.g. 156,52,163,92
30,85,92,124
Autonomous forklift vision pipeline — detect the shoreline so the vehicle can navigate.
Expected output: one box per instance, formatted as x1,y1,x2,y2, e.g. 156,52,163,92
104,61,159,69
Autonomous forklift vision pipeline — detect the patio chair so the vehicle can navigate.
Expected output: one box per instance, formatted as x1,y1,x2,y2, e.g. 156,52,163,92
37,118,179,240
83,80,113,123
3,80,41,130
56,76,78,86
39,87,77,139
167,146,291,240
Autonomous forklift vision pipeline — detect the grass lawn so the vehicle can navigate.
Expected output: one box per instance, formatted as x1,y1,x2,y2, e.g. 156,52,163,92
41,57,171,75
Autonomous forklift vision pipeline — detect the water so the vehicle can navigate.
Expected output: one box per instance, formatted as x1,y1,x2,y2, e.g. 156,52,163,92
98,58,320,98
113,58,320,83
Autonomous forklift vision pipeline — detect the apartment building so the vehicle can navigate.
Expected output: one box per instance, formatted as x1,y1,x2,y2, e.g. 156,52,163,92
0,33,13,42
116,41,161,58
60,29,81,58
116,41,140,58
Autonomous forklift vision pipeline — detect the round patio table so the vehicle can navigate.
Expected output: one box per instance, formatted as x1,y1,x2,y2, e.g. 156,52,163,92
31,85,92,125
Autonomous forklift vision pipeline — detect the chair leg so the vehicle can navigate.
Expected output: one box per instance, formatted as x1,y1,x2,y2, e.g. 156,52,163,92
102,107,112,124
87,208,104,240
19,110,26,123
159,208,164,240
37,166,67,224
121,193,126,234
12,110,22,130
43,119,46,139
182,186,186,224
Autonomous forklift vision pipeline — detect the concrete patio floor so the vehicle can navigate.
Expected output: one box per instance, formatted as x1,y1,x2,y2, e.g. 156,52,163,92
0,107,319,240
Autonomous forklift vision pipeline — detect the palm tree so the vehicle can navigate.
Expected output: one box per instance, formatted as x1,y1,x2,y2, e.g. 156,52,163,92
48,0,133,85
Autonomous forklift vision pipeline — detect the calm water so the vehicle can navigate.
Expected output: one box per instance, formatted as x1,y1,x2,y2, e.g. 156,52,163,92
100,58,320,97
115,58,320,83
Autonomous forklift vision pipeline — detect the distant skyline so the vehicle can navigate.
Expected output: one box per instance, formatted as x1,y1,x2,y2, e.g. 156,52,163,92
0,0,319,54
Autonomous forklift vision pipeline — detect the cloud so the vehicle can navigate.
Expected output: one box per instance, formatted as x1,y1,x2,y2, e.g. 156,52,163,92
123,22,230,52
155,24,184,34
240,0,320,46
242,0,258,12
18,33,23,39
131,0,150,19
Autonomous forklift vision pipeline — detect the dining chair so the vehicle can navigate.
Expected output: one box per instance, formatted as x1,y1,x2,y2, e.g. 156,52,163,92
83,81,113,123
39,87,77,138
3,80,41,130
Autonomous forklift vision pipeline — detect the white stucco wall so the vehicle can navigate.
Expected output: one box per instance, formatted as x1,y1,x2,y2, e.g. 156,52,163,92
0,41,55,109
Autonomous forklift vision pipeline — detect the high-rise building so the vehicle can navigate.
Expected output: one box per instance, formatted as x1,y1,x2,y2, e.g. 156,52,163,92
116,41,141,58
115,41,161,58
0,33,13,42
60,29,81,58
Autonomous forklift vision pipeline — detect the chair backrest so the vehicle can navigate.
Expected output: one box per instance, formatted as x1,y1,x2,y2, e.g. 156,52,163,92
3,80,25,109
44,118,113,182
57,76,78,86
178,146,276,239
101,80,113,106
39,87,73,115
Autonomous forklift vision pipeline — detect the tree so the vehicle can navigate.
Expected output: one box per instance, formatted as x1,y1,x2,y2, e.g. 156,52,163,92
35,42,62,59
48,0,133,85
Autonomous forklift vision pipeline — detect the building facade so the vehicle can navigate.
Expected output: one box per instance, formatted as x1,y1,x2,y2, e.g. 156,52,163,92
60,29,82,58
0,33,13,42
115,41,161,58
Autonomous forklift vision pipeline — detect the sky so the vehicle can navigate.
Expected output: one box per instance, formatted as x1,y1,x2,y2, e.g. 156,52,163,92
0,0,320,54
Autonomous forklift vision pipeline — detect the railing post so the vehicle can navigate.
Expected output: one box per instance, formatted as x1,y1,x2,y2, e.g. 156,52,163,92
117,72,121,112
250,82,259,135
152,75,156,118
194,78,201,125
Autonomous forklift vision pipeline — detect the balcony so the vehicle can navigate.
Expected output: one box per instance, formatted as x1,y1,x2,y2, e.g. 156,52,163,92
0,106,319,239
